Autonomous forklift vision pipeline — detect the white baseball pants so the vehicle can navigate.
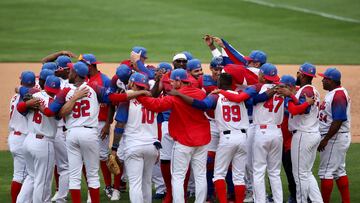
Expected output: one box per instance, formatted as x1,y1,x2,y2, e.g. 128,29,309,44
253,125,283,203
8,131,27,183
213,130,247,185
171,141,208,203
318,132,351,179
245,123,256,191
66,127,100,189
53,127,69,203
291,131,323,203
17,133,55,203
124,144,158,203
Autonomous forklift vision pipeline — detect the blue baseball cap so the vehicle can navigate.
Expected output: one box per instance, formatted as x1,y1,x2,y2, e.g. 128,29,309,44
132,46,147,58
299,63,316,77
186,59,202,71
245,50,267,64
129,72,149,89
280,75,296,87
55,55,72,69
67,62,89,78
39,69,54,80
42,62,57,71
170,69,190,82
210,57,224,69
44,75,61,94
318,67,341,81
260,63,280,82
157,62,173,72
20,71,36,86
116,64,132,82
78,54,101,65
182,51,193,60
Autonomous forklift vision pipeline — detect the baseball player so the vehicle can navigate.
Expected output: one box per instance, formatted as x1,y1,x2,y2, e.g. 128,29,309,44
218,64,285,203
79,53,114,199
317,68,351,203
42,62,148,203
186,59,203,88
284,63,323,203
40,52,73,202
136,69,210,203
51,55,72,202
172,53,188,69
16,75,61,203
277,75,297,203
8,71,36,203
112,72,160,203
170,72,252,203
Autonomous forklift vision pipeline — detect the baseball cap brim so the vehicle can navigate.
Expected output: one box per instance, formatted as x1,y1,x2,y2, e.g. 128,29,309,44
301,71,316,77
264,75,280,82
45,86,60,94
318,73,329,78
244,56,253,61
133,82,149,89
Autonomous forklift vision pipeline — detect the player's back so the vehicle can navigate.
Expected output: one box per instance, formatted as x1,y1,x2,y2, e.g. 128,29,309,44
289,85,320,132
215,91,249,131
253,84,285,125
28,91,58,138
65,83,99,129
123,98,158,150
9,93,28,134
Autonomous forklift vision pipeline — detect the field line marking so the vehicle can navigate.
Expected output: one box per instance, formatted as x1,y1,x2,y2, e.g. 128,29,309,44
242,0,360,24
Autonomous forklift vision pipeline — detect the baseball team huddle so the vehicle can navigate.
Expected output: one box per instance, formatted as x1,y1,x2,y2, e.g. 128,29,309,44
8,35,351,203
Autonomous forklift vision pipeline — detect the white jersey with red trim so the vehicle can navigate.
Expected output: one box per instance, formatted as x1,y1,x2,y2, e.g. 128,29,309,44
319,87,351,134
253,84,285,125
58,78,69,127
215,91,249,131
27,91,58,138
9,93,29,134
65,82,99,129
123,98,158,150
288,85,320,132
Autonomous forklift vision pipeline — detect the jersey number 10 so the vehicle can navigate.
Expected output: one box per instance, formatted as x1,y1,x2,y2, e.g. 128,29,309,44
141,107,155,124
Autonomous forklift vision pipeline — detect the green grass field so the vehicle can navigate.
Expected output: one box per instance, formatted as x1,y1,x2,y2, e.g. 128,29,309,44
0,0,359,64
1,144,359,202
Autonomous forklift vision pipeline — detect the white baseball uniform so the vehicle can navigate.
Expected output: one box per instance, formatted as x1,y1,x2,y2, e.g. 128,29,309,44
63,82,100,190
52,77,69,202
318,87,351,179
17,91,58,203
8,93,29,194
123,98,159,203
252,83,284,203
213,91,249,186
288,85,323,203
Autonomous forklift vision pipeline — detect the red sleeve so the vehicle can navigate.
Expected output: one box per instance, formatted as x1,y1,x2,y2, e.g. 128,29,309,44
17,101,27,113
219,90,250,103
289,94,299,104
109,93,128,105
137,96,173,112
43,107,56,117
288,101,310,115
300,86,315,98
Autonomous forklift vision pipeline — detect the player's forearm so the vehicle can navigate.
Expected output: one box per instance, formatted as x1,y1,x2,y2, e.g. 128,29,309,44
59,98,77,117
323,120,343,141
106,105,115,124
176,93,194,106
111,127,124,151
287,101,310,115
220,90,250,103
41,51,64,63
151,81,163,98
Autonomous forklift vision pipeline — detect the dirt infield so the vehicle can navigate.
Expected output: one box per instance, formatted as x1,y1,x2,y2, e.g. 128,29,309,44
1,63,359,150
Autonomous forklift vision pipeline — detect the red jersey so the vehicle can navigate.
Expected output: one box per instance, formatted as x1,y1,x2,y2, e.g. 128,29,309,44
137,86,210,147
88,71,110,121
